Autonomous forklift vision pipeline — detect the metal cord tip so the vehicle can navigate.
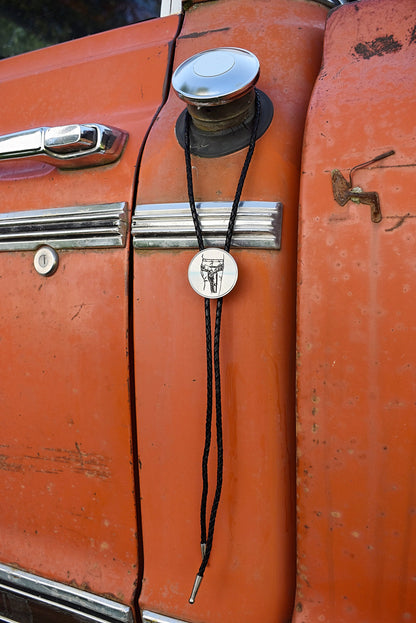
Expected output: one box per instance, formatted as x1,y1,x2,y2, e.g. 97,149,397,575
189,574,203,604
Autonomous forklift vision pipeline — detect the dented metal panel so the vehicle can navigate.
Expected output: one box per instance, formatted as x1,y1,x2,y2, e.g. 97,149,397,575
296,0,416,620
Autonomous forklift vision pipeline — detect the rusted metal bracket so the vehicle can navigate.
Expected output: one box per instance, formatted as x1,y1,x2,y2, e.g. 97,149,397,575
331,170,384,223
331,150,395,223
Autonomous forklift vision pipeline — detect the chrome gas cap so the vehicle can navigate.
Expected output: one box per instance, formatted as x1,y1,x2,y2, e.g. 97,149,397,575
172,47,260,106
172,48,273,158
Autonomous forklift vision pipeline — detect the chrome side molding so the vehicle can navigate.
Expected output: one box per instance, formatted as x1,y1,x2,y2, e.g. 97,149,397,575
132,201,282,250
0,124,127,169
0,202,128,251
313,0,351,5
0,200,282,252
142,611,189,623
0,563,133,623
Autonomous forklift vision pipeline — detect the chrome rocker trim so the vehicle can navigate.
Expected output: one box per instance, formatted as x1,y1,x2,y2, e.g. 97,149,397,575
132,201,282,250
0,563,133,623
0,202,128,251
142,611,189,623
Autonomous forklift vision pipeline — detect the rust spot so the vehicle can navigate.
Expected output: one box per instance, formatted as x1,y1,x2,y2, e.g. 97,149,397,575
179,27,230,40
69,578,126,604
409,25,416,45
354,35,402,59
311,390,320,404
0,454,24,472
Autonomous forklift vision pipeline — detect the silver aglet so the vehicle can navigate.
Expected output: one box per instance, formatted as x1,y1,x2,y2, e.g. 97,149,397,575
189,574,203,604
201,542,207,559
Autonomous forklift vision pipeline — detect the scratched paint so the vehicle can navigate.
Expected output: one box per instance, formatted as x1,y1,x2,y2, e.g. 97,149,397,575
0,443,110,479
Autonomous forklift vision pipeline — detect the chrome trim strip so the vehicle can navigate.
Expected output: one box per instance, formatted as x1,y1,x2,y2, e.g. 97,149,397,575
0,563,133,623
160,0,182,17
0,202,128,251
312,0,350,6
132,201,282,249
142,611,189,623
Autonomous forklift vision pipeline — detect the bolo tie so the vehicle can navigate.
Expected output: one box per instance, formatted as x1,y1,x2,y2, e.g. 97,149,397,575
184,90,261,604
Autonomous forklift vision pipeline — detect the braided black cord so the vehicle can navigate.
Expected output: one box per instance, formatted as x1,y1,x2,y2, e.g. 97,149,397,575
198,295,223,577
185,90,261,596
185,110,213,546
198,91,261,577
185,111,204,252
200,295,212,545
225,90,261,252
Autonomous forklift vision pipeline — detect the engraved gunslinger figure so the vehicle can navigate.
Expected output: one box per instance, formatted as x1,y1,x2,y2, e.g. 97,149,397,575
200,253,224,295
188,248,238,299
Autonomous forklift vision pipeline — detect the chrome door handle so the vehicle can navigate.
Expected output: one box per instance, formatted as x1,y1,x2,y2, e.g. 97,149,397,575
0,123,128,169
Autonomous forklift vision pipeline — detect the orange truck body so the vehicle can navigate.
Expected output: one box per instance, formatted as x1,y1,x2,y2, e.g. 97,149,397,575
0,1,414,622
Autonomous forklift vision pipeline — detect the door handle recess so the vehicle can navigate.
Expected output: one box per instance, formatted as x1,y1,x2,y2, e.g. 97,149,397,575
0,123,128,169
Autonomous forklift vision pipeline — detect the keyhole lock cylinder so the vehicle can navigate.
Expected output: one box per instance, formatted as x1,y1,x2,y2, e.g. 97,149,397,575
34,246,59,276
172,48,273,158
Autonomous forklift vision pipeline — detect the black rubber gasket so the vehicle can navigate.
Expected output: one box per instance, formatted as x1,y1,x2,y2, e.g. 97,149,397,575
175,89,273,158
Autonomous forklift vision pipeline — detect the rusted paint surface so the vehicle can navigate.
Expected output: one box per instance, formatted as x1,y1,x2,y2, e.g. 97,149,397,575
133,1,327,622
0,14,180,607
296,0,416,621
0,250,139,598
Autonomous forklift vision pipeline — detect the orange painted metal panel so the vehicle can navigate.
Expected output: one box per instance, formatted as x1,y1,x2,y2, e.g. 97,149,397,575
296,1,416,621
0,17,178,210
0,15,179,607
133,1,327,621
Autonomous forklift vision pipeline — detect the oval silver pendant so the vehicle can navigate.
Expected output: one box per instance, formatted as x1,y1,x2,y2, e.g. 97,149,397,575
188,248,238,299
